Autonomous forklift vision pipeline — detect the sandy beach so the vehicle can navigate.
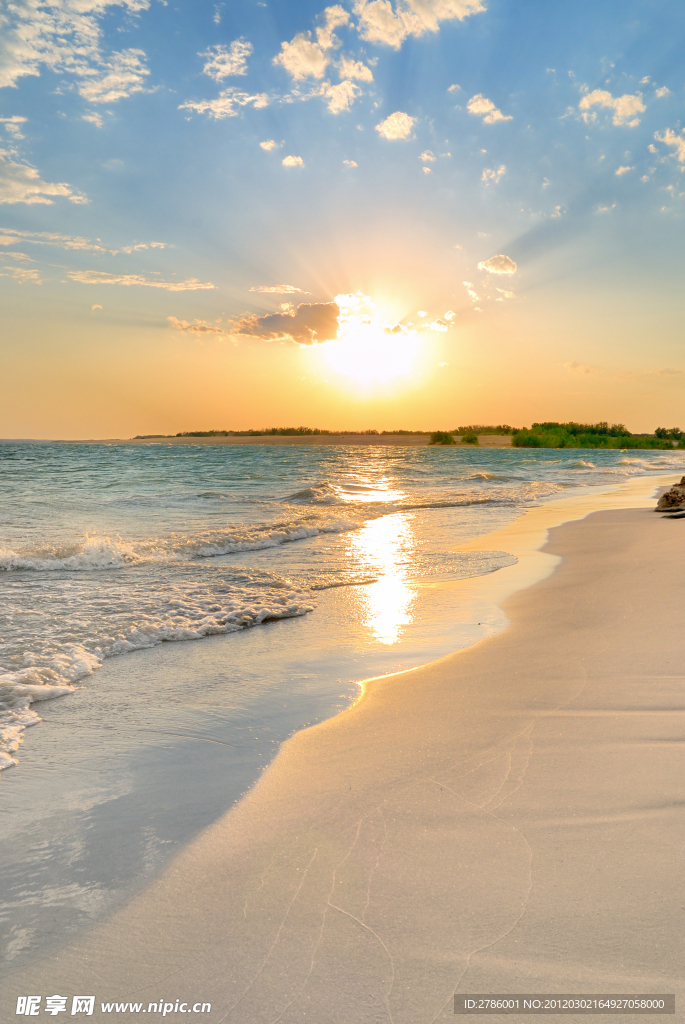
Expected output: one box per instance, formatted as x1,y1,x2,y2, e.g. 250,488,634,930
1,479,681,1022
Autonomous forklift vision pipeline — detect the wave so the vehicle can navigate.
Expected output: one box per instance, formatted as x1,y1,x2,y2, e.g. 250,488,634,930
0,577,314,769
0,518,356,572
284,480,344,505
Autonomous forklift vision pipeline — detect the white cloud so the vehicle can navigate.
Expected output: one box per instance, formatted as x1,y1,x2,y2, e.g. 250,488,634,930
180,88,269,119
444,310,455,320
447,83,460,92
249,284,310,293
68,271,215,290
78,48,149,104
0,152,84,205
0,0,151,101
654,127,685,163
423,166,431,174
375,110,415,139
481,164,505,183
323,79,361,113
200,40,253,81
595,202,616,213
496,287,514,298
282,154,304,167
354,0,485,49
82,112,104,127
463,281,479,301
92,304,102,310
427,318,448,331
337,56,373,81
273,6,349,81
274,33,329,80
615,165,633,175
260,139,279,151
343,159,358,167
168,316,227,333
420,149,435,162
467,94,512,123
417,310,427,316
0,261,41,283
655,86,670,98
478,254,517,274
0,116,27,138
316,5,350,48
578,89,645,127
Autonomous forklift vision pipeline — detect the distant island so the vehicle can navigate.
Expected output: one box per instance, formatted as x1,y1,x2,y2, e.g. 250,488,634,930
131,422,683,449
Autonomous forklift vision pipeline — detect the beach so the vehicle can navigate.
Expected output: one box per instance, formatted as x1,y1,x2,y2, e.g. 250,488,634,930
1,474,682,1021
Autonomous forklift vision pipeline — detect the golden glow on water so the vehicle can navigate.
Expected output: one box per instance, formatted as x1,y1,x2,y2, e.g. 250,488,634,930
348,512,416,645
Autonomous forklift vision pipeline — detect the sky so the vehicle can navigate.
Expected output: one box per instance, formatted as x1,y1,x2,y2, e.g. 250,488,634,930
1,0,684,437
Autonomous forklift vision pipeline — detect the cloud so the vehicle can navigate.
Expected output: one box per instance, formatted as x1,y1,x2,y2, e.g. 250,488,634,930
343,159,358,167
200,39,252,81
82,112,104,127
92,304,102,310
282,154,304,167
354,0,485,49
0,152,84,205
232,301,340,344
447,83,460,93
78,48,149,104
496,287,514,298
420,150,435,162
477,254,517,274
654,127,685,163
273,7,349,81
0,262,41,283
0,0,151,101
463,281,479,301
249,284,310,293
423,166,431,175
260,139,279,150
615,165,633,175
375,110,415,139
444,310,455,320
467,94,512,123
481,164,506,183
0,116,27,138
323,79,361,113
337,56,373,82
67,271,215,291
168,316,227,333
655,86,670,98
179,88,269,119
578,89,645,127
274,33,329,80
564,360,598,375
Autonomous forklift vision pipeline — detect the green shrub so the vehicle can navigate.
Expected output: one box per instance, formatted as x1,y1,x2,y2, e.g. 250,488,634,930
429,431,456,445
512,422,675,449
461,431,479,445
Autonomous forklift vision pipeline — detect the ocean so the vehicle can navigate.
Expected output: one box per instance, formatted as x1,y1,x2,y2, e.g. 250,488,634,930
1,440,683,967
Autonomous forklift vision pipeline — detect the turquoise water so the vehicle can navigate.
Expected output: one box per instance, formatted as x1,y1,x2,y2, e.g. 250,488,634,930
1,441,683,770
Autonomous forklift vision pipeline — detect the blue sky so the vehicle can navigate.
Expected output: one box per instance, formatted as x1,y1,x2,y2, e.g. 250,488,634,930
1,0,684,435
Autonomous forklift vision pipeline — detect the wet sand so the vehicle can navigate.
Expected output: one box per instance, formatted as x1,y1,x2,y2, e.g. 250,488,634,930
1,483,681,1022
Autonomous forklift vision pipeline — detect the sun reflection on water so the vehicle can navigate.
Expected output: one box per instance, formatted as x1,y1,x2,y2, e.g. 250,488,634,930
347,511,416,645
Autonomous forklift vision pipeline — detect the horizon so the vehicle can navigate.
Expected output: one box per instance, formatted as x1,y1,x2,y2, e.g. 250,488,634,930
1,0,684,438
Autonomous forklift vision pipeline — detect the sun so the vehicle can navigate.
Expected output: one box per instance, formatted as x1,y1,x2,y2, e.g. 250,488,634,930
320,292,423,387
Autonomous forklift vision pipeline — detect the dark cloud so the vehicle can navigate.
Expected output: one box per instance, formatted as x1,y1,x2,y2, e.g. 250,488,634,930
233,301,339,344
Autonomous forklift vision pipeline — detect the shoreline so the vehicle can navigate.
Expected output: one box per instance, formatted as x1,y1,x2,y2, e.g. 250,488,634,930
0,434,514,447
1,474,681,1020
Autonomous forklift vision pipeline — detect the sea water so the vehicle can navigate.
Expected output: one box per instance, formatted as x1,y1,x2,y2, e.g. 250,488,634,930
1,440,683,967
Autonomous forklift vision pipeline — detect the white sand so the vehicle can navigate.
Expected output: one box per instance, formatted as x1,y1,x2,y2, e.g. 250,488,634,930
1,479,682,1022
